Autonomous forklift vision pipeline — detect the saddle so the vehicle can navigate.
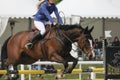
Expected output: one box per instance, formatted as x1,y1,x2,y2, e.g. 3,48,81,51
32,24,52,34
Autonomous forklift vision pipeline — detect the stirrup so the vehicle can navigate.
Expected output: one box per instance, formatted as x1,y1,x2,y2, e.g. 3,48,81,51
25,43,33,49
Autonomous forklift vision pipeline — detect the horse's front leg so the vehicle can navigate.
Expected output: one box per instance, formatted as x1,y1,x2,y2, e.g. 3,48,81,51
68,59,78,73
65,55,78,73
51,54,69,79
63,61,69,73
55,61,68,79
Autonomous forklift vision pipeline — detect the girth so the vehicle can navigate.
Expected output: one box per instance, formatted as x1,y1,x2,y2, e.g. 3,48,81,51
40,41,48,60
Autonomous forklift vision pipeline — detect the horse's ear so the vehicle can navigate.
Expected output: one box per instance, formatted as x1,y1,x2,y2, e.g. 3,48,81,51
89,26,94,32
84,26,88,33
85,26,88,31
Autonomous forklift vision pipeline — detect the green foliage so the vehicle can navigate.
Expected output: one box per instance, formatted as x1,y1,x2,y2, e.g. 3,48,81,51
55,0,62,4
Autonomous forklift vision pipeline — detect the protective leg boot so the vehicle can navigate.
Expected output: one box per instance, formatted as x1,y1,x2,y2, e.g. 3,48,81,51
25,32,43,49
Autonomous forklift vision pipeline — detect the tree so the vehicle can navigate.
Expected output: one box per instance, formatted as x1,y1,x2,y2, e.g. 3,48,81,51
55,0,62,4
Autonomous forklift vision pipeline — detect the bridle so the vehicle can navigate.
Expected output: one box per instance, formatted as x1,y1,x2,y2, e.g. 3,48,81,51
55,27,82,52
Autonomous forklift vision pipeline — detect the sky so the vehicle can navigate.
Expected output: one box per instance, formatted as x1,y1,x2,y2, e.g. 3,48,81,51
57,0,120,18
0,0,38,18
0,0,120,18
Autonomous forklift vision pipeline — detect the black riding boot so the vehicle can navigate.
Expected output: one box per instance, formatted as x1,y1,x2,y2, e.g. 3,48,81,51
25,32,43,49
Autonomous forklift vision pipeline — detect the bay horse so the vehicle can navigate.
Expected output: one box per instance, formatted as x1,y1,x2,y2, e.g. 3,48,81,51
0,24,94,80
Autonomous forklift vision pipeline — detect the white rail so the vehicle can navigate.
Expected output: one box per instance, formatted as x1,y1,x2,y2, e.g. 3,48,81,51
33,61,103,65
21,61,104,80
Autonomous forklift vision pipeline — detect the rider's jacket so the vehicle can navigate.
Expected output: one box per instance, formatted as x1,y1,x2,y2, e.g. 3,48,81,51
34,1,63,24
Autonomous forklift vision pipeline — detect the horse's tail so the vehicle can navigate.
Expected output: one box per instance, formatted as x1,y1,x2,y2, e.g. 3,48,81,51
0,36,11,77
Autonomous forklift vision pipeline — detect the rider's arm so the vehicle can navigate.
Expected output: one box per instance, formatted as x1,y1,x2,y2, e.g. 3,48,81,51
54,6,63,24
40,2,54,23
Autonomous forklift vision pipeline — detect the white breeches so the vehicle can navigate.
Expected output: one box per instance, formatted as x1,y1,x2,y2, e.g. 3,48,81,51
34,21,45,35
34,21,52,35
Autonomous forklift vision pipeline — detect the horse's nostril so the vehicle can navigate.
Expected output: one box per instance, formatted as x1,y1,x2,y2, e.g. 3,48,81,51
89,55,93,60
90,55,93,57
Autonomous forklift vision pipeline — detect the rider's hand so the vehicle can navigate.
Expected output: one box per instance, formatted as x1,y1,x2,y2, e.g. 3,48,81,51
53,22,57,25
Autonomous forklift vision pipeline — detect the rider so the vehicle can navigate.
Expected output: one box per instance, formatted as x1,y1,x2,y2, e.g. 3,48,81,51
25,0,63,49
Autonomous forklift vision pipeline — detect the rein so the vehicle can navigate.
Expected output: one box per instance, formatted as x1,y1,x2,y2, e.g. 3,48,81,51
55,26,81,52
59,29,82,59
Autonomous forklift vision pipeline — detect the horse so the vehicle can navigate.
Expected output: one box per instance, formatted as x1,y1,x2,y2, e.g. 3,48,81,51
0,24,94,80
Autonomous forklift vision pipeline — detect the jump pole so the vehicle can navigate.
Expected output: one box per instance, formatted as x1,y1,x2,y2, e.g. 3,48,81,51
20,65,24,80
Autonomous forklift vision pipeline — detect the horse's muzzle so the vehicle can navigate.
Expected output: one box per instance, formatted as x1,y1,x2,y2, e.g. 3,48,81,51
89,54,93,60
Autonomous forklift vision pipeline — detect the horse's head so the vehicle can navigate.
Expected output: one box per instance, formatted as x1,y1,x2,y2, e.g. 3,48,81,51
76,26,95,60
55,24,94,59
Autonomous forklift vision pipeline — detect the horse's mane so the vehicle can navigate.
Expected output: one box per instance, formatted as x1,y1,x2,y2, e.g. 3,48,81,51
55,24,83,31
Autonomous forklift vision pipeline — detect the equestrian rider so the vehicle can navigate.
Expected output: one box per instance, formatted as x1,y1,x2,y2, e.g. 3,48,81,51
25,0,63,49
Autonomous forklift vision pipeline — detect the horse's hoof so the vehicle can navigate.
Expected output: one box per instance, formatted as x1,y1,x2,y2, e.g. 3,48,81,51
55,76,58,80
67,69,72,73
11,77,18,80
63,69,72,74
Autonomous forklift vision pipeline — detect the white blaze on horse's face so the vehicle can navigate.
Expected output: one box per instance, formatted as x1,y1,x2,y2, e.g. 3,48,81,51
88,39,95,58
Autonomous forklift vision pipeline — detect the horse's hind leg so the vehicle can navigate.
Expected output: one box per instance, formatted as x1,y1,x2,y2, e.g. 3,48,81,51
4,59,18,80
3,59,11,80
5,64,19,80
11,65,19,80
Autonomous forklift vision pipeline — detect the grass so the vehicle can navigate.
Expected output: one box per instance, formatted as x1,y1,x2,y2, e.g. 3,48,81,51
0,64,104,80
